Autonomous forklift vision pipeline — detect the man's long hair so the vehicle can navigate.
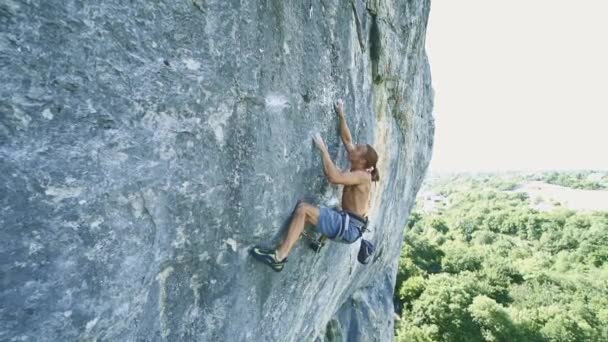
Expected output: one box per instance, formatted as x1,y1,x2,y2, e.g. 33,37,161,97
365,144,379,182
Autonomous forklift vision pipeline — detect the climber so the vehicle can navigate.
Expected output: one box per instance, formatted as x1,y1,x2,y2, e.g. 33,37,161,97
250,99,380,272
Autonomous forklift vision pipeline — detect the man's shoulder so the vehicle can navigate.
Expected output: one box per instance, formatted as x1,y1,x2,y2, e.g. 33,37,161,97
344,175,371,190
354,170,372,183
349,169,371,179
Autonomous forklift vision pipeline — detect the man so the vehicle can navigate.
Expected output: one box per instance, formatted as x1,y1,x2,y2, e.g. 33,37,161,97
250,99,380,272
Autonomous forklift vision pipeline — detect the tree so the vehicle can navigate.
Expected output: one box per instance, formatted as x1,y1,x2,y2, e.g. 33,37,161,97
469,295,517,342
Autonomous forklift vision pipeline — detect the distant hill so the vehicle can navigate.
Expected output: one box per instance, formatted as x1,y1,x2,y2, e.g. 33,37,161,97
513,181,608,212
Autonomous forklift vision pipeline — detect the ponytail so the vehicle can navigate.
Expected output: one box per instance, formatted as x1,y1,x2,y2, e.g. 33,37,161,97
364,144,380,183
371,167,380,182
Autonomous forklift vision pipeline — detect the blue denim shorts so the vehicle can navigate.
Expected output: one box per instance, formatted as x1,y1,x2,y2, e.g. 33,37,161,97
317,206,362,243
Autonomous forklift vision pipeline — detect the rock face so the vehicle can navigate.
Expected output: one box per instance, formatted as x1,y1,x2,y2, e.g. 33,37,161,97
0,0,433,341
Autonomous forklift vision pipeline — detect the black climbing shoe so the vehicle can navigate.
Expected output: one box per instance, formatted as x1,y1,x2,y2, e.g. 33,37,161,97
302,231,325,252
250,246,287,272
309,239,325,253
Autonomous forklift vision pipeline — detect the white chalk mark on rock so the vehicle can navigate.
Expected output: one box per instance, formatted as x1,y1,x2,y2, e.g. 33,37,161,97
223,238,238,252
183,58,201,71
85,317,99,334
265,94,290,113
171,226,187,249
41,108,53,120
45,186,84,203
207,103,233,144
156,266,174,338
190,275,202,309
28,241,43,255
199,251,211,261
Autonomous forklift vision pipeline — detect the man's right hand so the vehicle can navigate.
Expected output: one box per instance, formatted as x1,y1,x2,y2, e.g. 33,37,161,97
334,99,345,117
313,133,328,152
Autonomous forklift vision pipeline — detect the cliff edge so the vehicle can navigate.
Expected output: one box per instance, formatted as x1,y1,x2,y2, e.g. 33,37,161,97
0,0,434,340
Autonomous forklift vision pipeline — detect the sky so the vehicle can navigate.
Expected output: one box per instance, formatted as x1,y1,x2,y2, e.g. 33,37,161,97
426,1,608,173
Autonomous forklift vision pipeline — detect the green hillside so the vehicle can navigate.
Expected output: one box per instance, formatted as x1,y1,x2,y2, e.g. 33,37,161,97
395,172,608,342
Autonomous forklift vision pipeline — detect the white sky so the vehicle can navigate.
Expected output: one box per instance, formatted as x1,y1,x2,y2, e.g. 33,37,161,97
426,1,608,173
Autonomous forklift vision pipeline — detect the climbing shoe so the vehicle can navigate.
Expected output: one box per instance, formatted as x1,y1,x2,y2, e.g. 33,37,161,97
309,239,325,253
250,246,287,272
302,231,325,252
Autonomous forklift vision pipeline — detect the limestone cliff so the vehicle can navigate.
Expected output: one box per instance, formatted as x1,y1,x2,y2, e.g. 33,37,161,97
0,0,434,341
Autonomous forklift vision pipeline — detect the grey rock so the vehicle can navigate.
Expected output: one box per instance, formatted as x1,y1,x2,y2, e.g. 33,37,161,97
0,0,434,341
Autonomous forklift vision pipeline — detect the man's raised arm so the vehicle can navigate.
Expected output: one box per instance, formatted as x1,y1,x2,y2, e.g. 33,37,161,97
335,99,355,153
313,133,368,185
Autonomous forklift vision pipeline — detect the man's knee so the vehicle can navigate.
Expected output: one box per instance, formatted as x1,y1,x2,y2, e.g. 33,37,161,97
296,202,318,221
295,202,309,215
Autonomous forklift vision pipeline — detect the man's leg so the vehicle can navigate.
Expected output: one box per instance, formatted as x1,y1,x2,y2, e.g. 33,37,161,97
276,202,320,261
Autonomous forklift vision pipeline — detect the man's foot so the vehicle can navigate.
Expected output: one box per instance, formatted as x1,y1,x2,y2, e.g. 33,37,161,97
250,246,287,272
309,239,325,253
302,231,326,252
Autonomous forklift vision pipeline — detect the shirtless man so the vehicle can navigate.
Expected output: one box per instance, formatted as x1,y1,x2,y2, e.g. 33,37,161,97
250,99,380,272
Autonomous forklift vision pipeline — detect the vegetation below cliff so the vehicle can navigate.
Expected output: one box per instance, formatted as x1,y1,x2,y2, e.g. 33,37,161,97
394,172,608,341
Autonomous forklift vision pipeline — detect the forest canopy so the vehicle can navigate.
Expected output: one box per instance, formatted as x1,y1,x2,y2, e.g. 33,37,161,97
394,172,608,342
